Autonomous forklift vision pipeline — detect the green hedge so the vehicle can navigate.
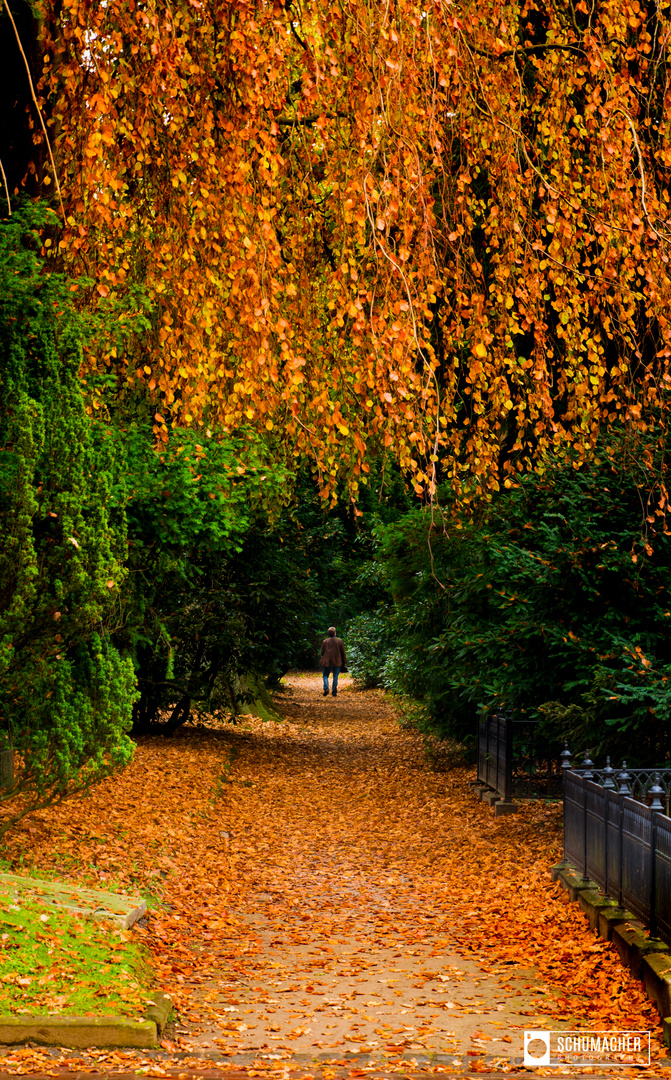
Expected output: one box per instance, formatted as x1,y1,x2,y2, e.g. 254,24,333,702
0,206,135,835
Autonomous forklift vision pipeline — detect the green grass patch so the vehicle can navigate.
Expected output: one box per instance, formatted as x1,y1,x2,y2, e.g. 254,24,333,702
0,891,152,1018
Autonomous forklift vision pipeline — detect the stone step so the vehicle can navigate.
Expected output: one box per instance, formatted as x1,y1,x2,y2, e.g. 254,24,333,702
0,872,146,929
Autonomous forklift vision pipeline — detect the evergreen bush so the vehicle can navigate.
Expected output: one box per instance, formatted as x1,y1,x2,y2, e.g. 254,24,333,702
0,206,135,836
368,442,671,764
345,608,393,688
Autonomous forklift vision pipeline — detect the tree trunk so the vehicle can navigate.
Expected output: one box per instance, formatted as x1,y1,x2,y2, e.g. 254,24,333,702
164,694,192,735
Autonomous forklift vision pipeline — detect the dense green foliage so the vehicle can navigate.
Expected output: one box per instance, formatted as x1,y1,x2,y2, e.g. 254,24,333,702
0,206,135,834
346,442,671,765
344,607,392,689
118,451,404,730
117,427,294,730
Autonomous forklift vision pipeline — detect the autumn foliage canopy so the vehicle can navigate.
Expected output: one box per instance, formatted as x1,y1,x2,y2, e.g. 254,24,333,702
21,0,669,501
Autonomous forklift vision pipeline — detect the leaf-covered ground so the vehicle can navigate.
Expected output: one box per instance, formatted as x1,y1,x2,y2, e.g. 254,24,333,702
0,674,666,1077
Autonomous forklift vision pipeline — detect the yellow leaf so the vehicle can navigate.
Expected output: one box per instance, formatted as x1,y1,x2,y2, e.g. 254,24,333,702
473,342,487,358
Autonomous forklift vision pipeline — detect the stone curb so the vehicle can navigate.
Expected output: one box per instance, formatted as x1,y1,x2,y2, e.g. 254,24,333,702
0,991,172,1049
642,952,671,1020
553,863,671,1046
143,990,173,1035
598,905,639,941
0,873,146,931
0,1016,156,1049
475,786,519,815
612,923,668,980
0,1074,585,1080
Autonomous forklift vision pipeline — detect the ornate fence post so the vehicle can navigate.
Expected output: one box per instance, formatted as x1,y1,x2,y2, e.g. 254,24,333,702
476,708,488,789
581,750,594,883
617,762,631,908
602,757,615,788
650,774,664,938
602,756,615,890
560,743,572,866
504,710,513,805
494,709,502,794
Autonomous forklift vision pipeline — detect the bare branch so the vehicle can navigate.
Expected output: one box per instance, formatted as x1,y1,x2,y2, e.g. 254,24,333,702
2,0,64,220
609,108,671,243
0,156,10,215
468,41,587,62
275,111,348,127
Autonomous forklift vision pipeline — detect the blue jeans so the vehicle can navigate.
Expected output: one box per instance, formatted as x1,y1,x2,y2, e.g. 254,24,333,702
323,666,340,693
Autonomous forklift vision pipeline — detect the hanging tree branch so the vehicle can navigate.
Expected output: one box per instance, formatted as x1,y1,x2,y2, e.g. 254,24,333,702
2,0,64,220
467,40,588,61
0,157,11,214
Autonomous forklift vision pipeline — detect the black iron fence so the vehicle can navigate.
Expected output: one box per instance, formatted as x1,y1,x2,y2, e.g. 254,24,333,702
511,719,564,797
477,711,563,802
565,751,671,814
477,710,513,802
563,753,671,945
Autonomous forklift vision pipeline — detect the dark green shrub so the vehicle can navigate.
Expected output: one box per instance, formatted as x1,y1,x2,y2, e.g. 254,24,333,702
369,440,671,764
116,426,301,730
345,607,393,688
0,206,135,835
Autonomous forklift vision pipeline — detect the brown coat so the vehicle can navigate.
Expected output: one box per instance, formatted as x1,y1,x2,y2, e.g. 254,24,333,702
320,635,346,668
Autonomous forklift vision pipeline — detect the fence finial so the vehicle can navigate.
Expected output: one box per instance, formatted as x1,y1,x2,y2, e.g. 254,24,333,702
582,750,594,779
602,755,616,790
561,743,572,770
650,773,665,811
618,761,631,795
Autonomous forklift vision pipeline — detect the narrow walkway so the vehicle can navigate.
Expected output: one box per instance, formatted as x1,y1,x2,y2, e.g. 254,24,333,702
0,672,663,1077
167,674,662,1071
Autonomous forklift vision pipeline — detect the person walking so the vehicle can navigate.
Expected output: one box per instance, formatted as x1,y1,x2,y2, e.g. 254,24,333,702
320,626,347,697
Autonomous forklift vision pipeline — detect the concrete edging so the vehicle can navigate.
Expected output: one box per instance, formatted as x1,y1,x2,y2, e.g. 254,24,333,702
553,863,671,1045
0,991,173,1049
0,873,146,930
476,786,519,815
